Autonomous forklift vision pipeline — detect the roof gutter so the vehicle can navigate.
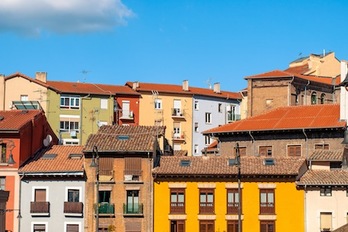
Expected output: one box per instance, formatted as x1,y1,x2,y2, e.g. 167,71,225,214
302,129,308,158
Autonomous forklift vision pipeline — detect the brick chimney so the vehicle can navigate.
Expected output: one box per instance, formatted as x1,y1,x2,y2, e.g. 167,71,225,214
35,72,47,83
213,82,221,93
132,81,139,90
183,80,189,91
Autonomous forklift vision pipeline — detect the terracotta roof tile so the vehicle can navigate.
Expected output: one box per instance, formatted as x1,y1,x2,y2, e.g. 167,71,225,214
309,149,343,161
204,104,345,134
125,82,242,100
284,64,310,75
19,145,84,173
5,72,49,87
47,81,140,95
153,156,305,177
0,110,43,131
297,169,348,186
174,150,188,156
84,125,166,152
332,223,348,232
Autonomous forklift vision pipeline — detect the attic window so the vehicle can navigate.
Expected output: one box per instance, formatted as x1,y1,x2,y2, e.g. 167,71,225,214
69,153,83,159
117,135,130,140
263,158,275,166
42,154,57,159
180,160,191,167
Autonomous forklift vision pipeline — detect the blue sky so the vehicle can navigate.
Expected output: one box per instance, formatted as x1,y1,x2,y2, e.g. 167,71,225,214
1,0,347,92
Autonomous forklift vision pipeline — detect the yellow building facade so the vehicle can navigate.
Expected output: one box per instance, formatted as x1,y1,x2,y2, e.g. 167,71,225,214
153,156,305,232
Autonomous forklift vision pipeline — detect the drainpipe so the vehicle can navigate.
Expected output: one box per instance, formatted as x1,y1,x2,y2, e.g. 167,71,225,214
248,131,255,156
18,173,24,232
80,94,91,144
302,129,308,158
304,81,310,105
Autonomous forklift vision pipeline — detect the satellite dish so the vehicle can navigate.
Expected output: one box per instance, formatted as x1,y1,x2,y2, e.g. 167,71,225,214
43,134,52,147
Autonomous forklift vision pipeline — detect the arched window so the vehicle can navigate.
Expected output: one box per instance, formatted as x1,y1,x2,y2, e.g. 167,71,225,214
311,92,317,105
320,93,326,104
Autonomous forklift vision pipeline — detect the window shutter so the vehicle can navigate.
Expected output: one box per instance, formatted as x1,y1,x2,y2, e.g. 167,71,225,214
125,158,142,175
35,189,46,202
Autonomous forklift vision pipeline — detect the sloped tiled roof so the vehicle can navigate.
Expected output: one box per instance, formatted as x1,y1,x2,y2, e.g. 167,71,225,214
125,82,242,100
153,156,305,177
0,110,43,131
19,145,84,173
84,125,166,153
47,81,140,95
174,150,188,156
204,104,345,134
308,149,343,161
332,223,348,232
5,72,49,87
245,69,340,85
297,169,348,186
284,64,310,75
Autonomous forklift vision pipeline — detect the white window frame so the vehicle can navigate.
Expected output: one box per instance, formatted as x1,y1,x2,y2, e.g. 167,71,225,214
32,222,48,232
100,99,108,109
194,144,199,154
59,115,80,133
65,187,82,202
194,122,199,132
60,95,80,109
218,103,222,113
204,136,211,145
194,101,199,110
20,95,29,101
64,222,81,232
205,112,212,124
154,99,162,109
62,139,80,145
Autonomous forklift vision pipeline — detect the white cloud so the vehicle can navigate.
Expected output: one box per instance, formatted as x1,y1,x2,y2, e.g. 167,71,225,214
0,0,134,36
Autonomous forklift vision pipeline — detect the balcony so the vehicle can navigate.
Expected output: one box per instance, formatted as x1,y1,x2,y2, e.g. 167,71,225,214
120,110,134,121
171,108,185,119
227,202,240,214
170,202,185,214
96,203,115,216
199,203,214,214
227,113,241,122
172,133,185,141
123,203,143,216
260,202,275,214
30,202,50,216
99,170,114,182
64,202,83,216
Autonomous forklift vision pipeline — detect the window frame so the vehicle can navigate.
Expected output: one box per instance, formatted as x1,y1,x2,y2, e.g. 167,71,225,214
199,188,214,214
320,187,332,197
227,220,241,232
260,220,275,232
100,98,108,109
170,188,185,214
287,144,301,157
259,146,272,156
32,222,48,232
0,143,6,163
227,188,241,215
315,144,329,150
260,189,275,215
205,112,212,124
194,101,199,110
60,95,80,109
170,220,185,232
65,187,82,202
0,177,5,190
218,103,222,113
199,220,214,232
311,92,317,105
154,99,162,109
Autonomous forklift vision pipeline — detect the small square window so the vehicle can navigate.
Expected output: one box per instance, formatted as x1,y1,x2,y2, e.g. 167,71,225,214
320,187,332,196
218,103,222,113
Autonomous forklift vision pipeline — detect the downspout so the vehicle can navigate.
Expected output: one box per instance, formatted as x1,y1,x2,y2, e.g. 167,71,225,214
304,81,310,105
302,129,308,158
248,131,255,156
18,173,24,232
80,94,91,144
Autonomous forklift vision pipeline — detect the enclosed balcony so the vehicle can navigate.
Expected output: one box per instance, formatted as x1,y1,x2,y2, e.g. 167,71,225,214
64,202,83,216
227,112,241,122
30,202,50,216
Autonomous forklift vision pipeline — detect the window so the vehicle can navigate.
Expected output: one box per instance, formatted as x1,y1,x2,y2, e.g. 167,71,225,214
195,122,199,132
205,113,212,124
194,101,199,110
320,93,326,104
320,187,332,196
60,120,79,133
227,220,241,232
99,190,111,204
315,144,329,150
204,136,211,146
66,224,79,232
266,99,273,107
260,189,275,214
31,188,49,215
218,103,222,113
20,95,28,101
170,188,185,214
311,92,317,105
173,122,181,138
199,220,214,232
259,146,272,156
288,145,301,157
0,177,5,190
194,144,199,154
234,146,246,156
124,157,141,181
126,190,140,214
199,189,214,214
227,189,241,214
100,98,108,109
171,220,185,232
33,224,46,232
0,143,6,163
34,188,47,202
60,96,80,109
260,221,275,232
68,189,80,202
154,99,162,109
320,212,332,232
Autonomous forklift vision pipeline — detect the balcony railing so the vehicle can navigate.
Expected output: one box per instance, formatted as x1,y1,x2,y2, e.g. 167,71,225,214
171,108,185,118
199,203,214,214
260,202,275,214
123,203,143,215
170,202,185,214
99,170,114,182
120,110,134,120
227,202,240,214
172,133,185,141
30,202,50,215
96,203,115,215
227,113,241,122
64,202,83,215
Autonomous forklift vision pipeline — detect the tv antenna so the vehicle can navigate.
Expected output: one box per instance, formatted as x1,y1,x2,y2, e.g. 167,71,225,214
205,78,212,89
80,70,90,82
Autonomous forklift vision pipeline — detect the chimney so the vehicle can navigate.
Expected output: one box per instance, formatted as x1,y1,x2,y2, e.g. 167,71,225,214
132,81,139,90
213,82,221,93
35,72,47,83
182,80,189,91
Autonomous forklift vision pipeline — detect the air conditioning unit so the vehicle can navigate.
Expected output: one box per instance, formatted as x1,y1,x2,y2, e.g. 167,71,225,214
124,175,133,181
70,130,77,137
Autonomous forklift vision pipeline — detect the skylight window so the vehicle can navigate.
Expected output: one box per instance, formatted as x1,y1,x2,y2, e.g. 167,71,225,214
180,160,191,167
117,135,130,140
264,158,275,166
42,154,57,160
69,153,83,159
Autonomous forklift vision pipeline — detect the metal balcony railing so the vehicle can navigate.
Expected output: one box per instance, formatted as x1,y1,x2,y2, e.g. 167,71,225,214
30,202,50,214
123,203,143,215
95,203,115,215
64,202,83,214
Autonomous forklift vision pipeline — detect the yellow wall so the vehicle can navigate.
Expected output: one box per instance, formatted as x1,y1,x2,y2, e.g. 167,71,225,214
139,93,193,152
154,180,304,232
